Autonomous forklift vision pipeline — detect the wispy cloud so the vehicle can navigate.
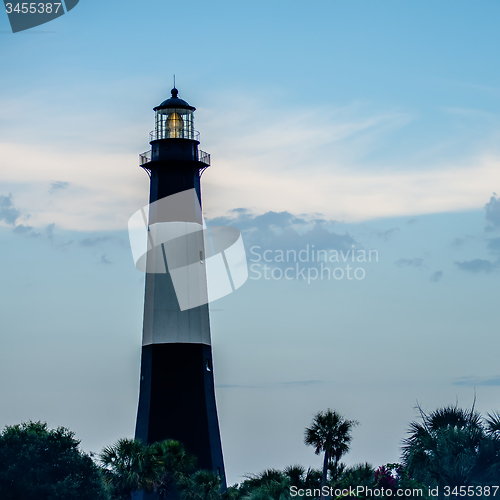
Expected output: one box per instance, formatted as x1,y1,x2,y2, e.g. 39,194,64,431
485,194,500,232
487,237,500,254
13,224,41,238
374,228,400,241
0,142,148,231
3,92,500,231
208,210,357,252
0,194,21,225
201,94,500,222
453,376,500,387
100,254,112,265
395,258,425,269
454,258,497,273
49,181,70,193
452,235,473,248
430,271,443,282
216,380,326,389
80,236,116,247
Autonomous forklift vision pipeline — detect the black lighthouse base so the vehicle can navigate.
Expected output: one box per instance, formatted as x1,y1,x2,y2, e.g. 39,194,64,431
135,342,225,495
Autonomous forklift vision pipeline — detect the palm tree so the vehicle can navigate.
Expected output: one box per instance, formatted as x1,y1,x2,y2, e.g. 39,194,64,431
239,470,291,500
336,463,375,490
177,470,223,500
238,469,286,499
485,411,500,437
150,439,196,499
100,438,160,498
402,404,500,491
304,409,359,498
283,465,306,488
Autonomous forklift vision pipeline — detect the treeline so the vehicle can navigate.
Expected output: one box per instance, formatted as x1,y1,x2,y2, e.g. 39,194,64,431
0,405,499,499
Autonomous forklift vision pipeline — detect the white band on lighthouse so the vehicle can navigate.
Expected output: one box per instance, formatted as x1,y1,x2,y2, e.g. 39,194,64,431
128,189,248,344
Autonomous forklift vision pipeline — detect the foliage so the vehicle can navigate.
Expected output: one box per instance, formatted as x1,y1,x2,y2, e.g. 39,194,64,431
5,403,499,500
236,469,290,500
150,439,197,498
392,464,429,500
374,465,396,489
230,466,325,500
0,420,109,500
332,462,376,491
100,437,199,499
402,404,500,488
100,438,160,498
304,409,359,494
177,470,223,500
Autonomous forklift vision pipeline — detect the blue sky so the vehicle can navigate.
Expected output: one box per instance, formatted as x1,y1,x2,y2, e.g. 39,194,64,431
1,0,500,485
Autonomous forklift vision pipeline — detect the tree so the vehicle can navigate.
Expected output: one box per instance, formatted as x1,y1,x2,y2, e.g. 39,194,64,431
0,420,109,500
283,465,306,488
232,465,322,500
304,409,358,498
100,438,160,498
177,470,223,500
149,439,196,499
100,438,198,499
237,469,288,500
334,462,375,491
402,404,500,490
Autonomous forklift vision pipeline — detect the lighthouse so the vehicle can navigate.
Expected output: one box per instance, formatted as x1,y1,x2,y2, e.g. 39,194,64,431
134,88,225,490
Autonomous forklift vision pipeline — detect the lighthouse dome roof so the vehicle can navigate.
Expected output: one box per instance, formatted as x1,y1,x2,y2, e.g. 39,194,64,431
154,88,196,112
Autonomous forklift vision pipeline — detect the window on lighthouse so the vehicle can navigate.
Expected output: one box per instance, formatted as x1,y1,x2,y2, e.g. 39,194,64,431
166,112,184,138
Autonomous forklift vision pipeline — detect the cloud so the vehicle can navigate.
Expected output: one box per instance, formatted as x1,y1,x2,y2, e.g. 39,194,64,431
374,228,400,241
49,181,70,193
276,380,325,387
407,219,419,225
201,94,500,223
485,193,500,231
4,92,500,231
0,142,148,232
13,224,34,234
394,258,425,268
80,236,114,247
216,380,325,389
46,223,55,241
451,236,474,248
100,254,112,265
486,237,500,254
207,210,357,252
0,194,21,225
454,258,497,273
450,198,500,270
12,222,63,243
209,210,310,230
12,224,41,238
430,271,443,282
453,376,500,387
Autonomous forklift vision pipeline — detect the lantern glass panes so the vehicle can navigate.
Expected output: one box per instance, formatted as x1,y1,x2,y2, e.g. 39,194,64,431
155,107,194,140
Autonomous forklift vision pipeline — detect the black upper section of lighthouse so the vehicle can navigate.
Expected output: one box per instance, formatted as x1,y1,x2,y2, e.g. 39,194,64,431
139,88,211,204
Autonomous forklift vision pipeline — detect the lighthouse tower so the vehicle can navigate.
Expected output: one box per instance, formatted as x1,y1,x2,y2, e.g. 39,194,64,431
135,88,225,489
